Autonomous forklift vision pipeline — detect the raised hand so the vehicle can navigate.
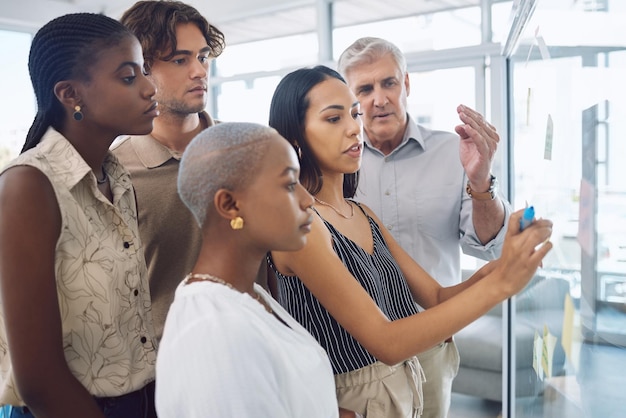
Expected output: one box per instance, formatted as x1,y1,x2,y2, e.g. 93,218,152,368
454,104,499,191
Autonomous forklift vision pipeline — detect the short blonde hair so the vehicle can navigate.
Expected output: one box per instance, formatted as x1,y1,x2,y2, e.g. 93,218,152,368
178,122,278,228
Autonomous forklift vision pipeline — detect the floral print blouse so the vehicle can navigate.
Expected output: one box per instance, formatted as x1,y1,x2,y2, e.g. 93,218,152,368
0,128,157,405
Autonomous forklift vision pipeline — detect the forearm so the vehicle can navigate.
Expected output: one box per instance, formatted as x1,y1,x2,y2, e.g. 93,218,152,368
369,275,508,363
436,259,499,302
19,367,105,418
472,197,505,244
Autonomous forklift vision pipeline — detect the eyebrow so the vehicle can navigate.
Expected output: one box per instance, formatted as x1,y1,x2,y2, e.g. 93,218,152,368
355,76,395,91
170,46,212,56
281,167,299,176
115,61,140,72
319,101,360,113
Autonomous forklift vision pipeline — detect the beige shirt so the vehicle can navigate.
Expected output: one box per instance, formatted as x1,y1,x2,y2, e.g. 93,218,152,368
111,111,217,341
0,128,157,405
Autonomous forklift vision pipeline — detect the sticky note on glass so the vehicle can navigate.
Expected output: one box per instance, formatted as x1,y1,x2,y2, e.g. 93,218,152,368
544,114,553,160
542,325,557,379
533,330,544,380
561,293,582,372
561,293,574,362
534,26,551,60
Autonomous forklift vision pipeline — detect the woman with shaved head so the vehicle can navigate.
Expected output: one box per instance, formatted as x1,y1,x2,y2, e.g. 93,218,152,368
156,122,358,417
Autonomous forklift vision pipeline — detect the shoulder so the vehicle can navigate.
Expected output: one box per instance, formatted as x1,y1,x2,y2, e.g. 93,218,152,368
200,111,219,127
0,164,61,234
0,163,54,200
418,124,459,147
163,286,276,359
353,201,379,223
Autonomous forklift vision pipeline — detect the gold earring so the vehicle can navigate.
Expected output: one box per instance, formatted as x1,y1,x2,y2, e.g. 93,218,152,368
230,216,244,230
73,105,83,121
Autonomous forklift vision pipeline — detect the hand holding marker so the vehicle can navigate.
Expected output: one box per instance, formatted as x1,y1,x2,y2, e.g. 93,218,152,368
519,205,535,231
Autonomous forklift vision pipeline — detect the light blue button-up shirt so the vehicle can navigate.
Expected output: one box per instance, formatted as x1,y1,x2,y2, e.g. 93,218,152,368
355,115,510,288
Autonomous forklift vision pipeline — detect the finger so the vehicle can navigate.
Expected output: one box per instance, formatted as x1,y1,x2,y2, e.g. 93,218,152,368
462,125,497,153
459,113,499,148
519,221,553,256
530,239,554,265
458,108,499,142
507,209,526,235
458,104,482,121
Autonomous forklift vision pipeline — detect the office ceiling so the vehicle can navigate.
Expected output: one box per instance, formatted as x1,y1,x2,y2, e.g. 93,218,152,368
0,0,499,45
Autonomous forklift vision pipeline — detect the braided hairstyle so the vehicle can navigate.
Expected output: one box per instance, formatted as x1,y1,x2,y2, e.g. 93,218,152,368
22,13,135,153
120,1,225,73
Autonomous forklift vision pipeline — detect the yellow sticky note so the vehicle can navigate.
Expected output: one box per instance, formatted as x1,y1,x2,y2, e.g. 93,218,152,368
561,293,582,372
542,325,557,379
533,330,544,380
561,293,574,361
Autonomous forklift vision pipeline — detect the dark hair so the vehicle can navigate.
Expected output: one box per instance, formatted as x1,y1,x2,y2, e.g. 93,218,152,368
22,13,135,153
269,65,359,198
120,0,225,72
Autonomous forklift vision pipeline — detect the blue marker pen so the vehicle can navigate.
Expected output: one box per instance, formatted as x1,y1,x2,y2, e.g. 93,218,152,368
519,206,535,231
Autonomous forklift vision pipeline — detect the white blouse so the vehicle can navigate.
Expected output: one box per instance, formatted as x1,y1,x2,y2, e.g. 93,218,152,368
156,281,339,418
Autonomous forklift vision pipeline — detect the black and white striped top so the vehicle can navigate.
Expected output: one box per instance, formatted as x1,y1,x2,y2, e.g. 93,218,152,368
268,203,420,374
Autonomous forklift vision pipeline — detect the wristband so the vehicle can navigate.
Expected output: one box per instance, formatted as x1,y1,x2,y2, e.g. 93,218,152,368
466,174,497,200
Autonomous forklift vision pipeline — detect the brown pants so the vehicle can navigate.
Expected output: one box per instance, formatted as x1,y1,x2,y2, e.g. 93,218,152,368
334,356,425,418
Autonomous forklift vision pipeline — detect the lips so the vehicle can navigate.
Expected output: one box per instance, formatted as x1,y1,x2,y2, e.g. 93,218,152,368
344,142,363,154
144,101,159,116
188,85,207,93
300,216,313,232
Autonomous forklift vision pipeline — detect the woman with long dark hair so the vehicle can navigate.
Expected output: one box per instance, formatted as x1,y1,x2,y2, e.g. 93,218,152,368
268,65,553,417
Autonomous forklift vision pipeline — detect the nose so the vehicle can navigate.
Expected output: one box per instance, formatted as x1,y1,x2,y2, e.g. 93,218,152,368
142,74,157,98
348,113,362,137
373,87,388,108
298,184,314,210
191,57,209,79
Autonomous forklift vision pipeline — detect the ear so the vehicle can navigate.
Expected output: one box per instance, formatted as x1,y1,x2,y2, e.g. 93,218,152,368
53,80,81,110
214,189,240,223
404,72,411,97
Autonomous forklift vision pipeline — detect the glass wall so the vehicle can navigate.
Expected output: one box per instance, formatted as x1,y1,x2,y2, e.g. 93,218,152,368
507,1,626,417
0,29,35,166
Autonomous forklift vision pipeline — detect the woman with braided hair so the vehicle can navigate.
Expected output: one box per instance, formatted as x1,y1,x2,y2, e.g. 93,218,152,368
0,12,159,418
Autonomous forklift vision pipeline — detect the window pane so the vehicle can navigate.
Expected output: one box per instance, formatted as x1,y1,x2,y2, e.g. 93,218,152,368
0,29,34,166
216,33,317,77
334,7,481,58
215,76,281,124
509,3,626,417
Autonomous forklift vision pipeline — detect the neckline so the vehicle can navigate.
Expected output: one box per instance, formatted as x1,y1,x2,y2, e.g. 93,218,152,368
184,273,273,314
313,197,355,219
315,205,376,256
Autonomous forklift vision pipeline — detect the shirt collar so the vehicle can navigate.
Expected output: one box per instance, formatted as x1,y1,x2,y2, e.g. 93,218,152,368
38,127,133,192
122,111,217,169
363,113,426,156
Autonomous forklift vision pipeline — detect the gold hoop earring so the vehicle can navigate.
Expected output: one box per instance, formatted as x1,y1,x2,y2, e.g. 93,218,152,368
73,105,83,121
230,216,244,230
